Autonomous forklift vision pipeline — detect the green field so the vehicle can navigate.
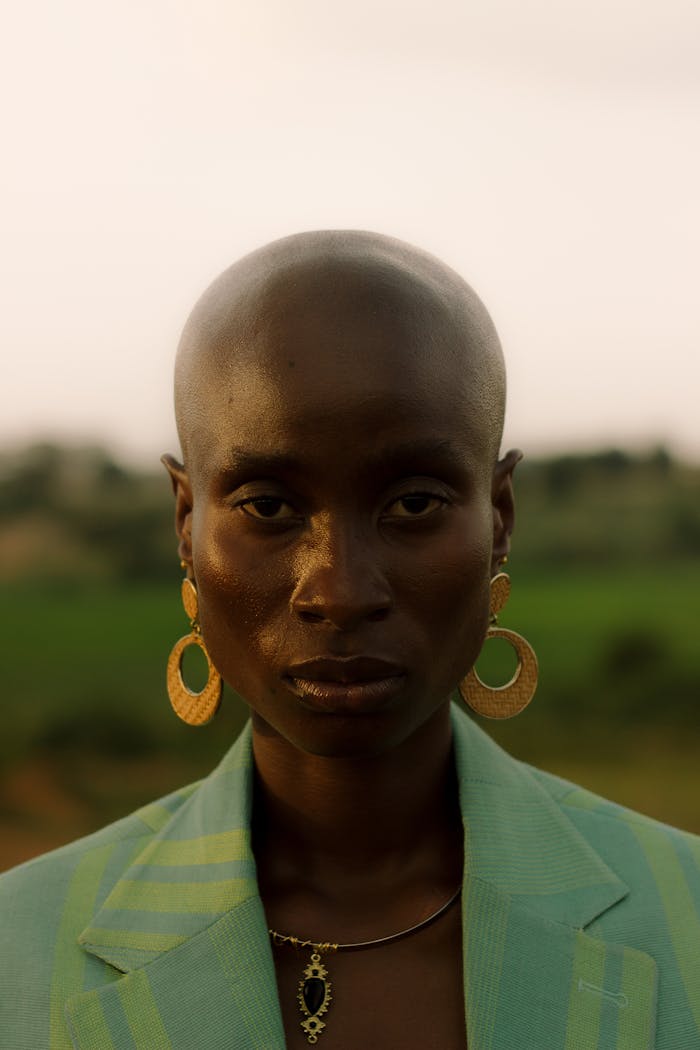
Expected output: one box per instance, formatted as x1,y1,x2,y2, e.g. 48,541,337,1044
2,565,699,870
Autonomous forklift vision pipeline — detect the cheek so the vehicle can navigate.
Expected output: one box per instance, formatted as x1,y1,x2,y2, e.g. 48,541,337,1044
189,508,289,677
403,501,492,600
405,509,492,676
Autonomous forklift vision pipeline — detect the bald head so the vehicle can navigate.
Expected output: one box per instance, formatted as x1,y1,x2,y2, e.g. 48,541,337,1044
173,230,506,471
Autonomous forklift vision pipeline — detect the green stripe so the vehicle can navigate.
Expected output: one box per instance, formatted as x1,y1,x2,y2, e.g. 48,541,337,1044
597,941,624,1048
134,829,252,866
106,876,256,913
561,786,608,812
464,879,509,1049
135,784,200,830
564,929,604,1050
79,927,186,952
49,844,115,1049
136,802,181,832
127,858,251,883
629,820,700,1029
65,994,116,1050
118,970,172,1049
615,947,657,1050
206,897,286,1049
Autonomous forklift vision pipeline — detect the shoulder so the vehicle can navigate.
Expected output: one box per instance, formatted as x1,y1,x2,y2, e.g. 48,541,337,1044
0,780,200,1030
454,705,698,966
0,778,201,901
526,762,700,955
0,726,254,1050
527,760,700,881
451,705,700,893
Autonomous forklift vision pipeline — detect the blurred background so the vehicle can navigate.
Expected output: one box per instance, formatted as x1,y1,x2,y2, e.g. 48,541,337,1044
1,0,699,870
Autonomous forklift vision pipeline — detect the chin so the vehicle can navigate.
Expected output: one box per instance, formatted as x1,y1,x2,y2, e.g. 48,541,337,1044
252,699,448,761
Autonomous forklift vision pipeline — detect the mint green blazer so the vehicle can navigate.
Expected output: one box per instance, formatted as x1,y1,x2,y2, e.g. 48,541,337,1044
1,704,699,1049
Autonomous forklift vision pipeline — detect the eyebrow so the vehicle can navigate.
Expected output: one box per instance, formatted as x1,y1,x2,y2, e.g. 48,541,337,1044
219,439,467,479
218,449,304,478
366,439,465,472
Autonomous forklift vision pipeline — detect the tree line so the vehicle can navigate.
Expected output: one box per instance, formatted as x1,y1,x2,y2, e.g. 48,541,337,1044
1,441,698,583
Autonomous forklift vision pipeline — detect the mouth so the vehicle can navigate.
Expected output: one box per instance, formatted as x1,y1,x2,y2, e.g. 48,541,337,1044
284,656,406,711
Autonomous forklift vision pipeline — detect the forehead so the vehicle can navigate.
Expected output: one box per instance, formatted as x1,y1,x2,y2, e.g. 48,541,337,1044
186,289,495,485
178,251,501,480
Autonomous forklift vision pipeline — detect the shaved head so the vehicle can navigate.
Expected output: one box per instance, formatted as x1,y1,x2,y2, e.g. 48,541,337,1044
173,230,506,474
163,230,521,767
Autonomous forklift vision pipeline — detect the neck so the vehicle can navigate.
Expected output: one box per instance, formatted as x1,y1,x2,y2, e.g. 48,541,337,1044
251,702,463,905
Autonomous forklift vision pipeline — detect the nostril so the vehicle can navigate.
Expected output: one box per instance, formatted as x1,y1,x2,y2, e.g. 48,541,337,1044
293,599,391,628
290,556,393,629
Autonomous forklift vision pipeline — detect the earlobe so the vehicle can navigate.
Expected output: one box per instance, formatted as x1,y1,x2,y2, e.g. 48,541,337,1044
491,448,522,573
161,453,194,569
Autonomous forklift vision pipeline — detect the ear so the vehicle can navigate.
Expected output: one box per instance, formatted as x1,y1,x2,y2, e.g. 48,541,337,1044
490,448,523,576
161,453,194,572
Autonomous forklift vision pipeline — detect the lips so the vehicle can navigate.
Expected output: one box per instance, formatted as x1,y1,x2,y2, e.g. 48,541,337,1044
285,655,404,683
284,656,406,711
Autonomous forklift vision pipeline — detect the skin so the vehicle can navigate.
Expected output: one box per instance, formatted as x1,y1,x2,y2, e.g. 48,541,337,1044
163,231,521,1049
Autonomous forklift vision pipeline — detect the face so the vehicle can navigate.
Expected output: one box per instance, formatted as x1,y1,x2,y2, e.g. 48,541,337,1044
171,289,514,758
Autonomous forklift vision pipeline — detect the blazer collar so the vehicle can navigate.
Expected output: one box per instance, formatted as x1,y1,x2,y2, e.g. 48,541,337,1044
69,706,656,1050
451,703,628,928
78,722,260,973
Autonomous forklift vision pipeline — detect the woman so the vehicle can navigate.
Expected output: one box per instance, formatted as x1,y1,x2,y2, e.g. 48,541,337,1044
1,231,698,1049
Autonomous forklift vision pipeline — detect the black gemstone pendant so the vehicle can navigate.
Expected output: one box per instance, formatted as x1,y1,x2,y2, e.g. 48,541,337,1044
298,951,333,1044
303,977,326,1015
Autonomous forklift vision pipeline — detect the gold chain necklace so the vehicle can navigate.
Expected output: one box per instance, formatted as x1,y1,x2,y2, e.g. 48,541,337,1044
269,885,462,1044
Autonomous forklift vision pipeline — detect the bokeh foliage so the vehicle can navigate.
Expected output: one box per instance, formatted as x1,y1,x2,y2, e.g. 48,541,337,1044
1,442,699,863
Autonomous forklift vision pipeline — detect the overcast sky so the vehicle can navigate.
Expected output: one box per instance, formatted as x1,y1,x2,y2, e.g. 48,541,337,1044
2,0,699,464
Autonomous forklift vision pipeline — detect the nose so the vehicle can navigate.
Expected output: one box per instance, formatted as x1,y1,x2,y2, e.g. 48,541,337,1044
290,519,392,630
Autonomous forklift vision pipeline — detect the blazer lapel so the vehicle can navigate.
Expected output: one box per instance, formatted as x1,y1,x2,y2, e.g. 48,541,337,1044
451,705,658,1050
66,725,285,1049
65,896,285,1050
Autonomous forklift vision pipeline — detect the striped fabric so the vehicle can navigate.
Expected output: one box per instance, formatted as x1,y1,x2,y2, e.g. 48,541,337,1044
1,703,698,1048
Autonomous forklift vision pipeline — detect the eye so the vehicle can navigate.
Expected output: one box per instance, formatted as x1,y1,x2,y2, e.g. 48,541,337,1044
238,497,297,520
384,492,446,518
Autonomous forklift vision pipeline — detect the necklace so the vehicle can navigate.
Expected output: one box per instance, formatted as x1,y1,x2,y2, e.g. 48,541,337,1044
269,885,461,1044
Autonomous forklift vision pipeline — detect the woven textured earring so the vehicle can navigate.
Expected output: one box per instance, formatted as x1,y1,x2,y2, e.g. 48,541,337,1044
458,573,538,719
166,577,222,725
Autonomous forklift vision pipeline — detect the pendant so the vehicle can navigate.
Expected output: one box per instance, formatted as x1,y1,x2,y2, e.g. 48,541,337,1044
297,951,333,1044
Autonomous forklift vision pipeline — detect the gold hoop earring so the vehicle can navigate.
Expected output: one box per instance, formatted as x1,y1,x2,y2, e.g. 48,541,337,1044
166,578,222,725
458,573,538,719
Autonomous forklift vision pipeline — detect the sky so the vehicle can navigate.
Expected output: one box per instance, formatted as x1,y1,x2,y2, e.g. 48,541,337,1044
2,0,699,465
